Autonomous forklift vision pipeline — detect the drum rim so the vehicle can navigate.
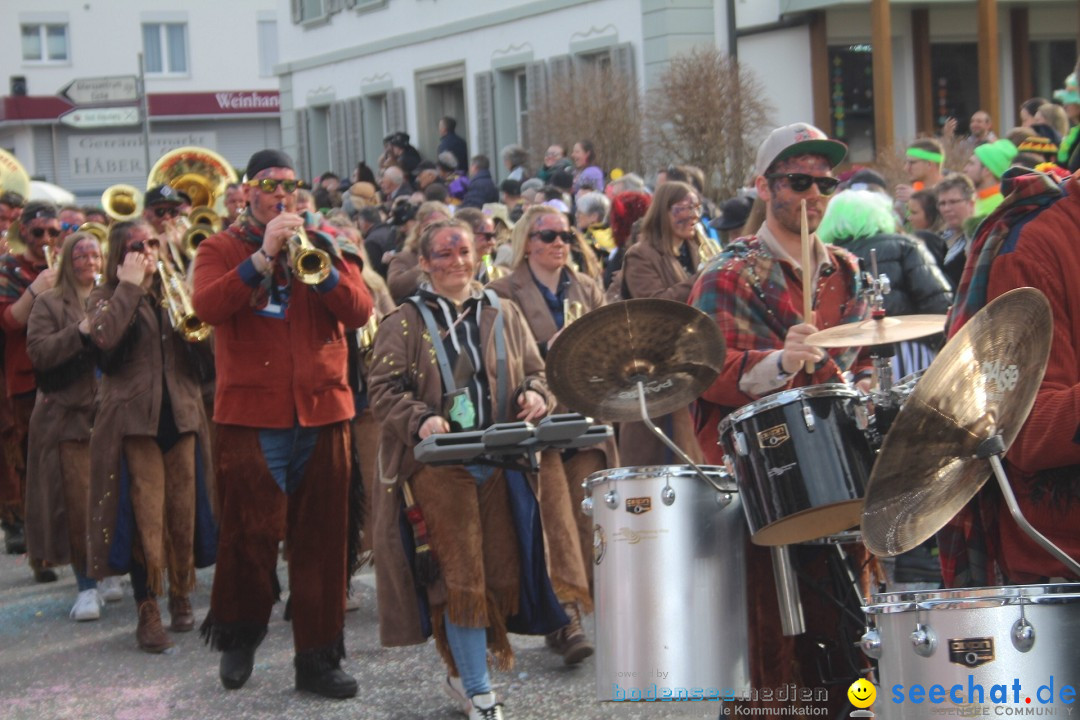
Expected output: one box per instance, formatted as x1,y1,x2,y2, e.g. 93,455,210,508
726,383,861,425
863,583,1080,614
584,464,736,491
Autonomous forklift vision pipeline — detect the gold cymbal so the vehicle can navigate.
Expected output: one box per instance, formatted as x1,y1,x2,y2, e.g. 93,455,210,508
545,299,726,422
860,288,1052,556
805,314,948,348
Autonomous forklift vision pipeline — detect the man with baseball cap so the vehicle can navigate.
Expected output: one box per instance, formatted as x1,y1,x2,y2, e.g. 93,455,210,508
689,122,872,716
964,138,1019,216
193,148,373,698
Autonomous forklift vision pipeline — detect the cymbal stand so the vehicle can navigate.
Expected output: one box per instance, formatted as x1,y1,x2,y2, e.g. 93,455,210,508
978,435,1080,576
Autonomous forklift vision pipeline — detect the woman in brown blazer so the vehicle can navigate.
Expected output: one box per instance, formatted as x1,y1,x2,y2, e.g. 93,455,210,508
25,232,105,621
86,220,216,653
386,200,451,303
487,206,613,663
618,181,705,466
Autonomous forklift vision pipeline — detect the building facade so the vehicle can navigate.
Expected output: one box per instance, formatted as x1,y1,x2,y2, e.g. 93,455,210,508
277,0,1078,178
1,0,282,203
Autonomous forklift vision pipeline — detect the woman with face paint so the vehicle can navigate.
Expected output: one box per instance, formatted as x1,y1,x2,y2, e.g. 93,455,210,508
369,218,561,720
84,219,217,654
616,181,707,467
24,231,112,621
487,204,616,663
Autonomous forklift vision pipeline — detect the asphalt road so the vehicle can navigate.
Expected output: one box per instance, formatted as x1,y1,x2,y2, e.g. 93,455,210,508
0,552,726,720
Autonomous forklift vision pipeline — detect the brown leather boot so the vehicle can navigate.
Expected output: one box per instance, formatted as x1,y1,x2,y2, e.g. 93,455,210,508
547,602,594,666
168,594,195,632
136,598,174,653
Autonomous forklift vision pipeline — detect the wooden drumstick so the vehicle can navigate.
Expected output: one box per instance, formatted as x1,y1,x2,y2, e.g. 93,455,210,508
800,200,814,374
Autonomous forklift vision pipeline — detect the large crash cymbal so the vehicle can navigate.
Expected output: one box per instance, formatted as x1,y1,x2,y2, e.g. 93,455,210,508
806,314,948,348
861,288,1052,556
545,299,725,422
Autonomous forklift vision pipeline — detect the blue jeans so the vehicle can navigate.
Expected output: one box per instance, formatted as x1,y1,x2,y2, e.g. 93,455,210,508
258,425,320,494
443,464,497,698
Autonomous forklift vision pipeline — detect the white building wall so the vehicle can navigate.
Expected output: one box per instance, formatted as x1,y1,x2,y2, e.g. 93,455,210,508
3,0,278,97
738,26,814,129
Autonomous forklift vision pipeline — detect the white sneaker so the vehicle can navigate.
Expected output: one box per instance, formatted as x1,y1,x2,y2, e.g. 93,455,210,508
468,692,504,720
98,576,123,603
70,589,103,621
443,674,471,715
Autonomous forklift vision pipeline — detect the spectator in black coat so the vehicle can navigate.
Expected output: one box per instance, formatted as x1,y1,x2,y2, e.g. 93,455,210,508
460,155,499,209
437,116,469,174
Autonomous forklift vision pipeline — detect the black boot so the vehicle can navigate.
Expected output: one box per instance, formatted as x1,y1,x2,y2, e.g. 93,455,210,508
295,646,357,699
200,617,267,691
2,520,25,555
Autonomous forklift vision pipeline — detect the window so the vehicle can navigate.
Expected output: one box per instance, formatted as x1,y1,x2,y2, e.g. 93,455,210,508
514,70,528,146
257,20,278,77
21,24,68,62
828,44,875,162
300,0,323,22
142,23,188,75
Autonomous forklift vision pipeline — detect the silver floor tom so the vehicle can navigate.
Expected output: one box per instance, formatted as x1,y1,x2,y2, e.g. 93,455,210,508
584,465,749,701
862,584,1080,719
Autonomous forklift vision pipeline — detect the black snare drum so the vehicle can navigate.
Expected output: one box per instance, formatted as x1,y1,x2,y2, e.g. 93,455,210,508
719,384,874,545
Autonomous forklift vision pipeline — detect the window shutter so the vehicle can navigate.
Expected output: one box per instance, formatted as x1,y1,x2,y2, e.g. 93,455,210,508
295,109,310,180
345,97,364,172
549,54,573,85
291,0,303,23
386,88,407,134
330,101,348,174
474,71,496,163
525,61,548,137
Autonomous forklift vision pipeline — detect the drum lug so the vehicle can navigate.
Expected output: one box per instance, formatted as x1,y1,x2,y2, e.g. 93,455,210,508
802,405,816,431
661,485,676,506
734,432,748,456
581,495,594,517
604,489,619,509
716,492,733,509
859,627,882,659
1011,617,1036,653
910,623,937,657
854,402,870,431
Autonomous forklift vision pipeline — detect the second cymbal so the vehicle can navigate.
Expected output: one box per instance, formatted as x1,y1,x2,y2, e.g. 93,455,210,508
805,314,948,348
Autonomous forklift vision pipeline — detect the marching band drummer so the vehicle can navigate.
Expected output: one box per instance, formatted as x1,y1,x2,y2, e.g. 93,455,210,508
25,231,107,620
688,123,871,716
85,220,217,653
368,218,564,720
487,204,614,664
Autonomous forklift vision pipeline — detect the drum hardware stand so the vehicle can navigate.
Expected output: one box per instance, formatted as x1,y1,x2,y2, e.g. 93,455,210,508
977,434,1080,576
633,379,733,502
771,546,806,636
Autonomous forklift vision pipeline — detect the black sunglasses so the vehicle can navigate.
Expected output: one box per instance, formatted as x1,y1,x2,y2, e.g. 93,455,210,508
766,173,840,195
127,238,161,252
529,229,575,244
475,231,496,240
247,178,304,193
153,206,181,219
31,227,61,239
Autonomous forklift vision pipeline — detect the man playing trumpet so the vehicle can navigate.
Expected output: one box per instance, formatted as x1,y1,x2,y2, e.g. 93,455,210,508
0,201,60,575
193,149,373,698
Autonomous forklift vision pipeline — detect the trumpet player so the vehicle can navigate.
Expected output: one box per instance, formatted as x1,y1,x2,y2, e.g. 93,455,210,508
192,149,372,698
0,201,60,575
85,220,217,653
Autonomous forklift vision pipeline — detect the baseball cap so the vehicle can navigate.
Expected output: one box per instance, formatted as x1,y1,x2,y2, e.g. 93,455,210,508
755,123,848,177
144,184,191,207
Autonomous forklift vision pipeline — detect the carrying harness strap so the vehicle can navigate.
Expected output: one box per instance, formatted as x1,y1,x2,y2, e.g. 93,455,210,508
407,289,510,422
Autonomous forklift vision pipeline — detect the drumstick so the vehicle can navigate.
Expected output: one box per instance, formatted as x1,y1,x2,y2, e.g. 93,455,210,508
800,200,814,374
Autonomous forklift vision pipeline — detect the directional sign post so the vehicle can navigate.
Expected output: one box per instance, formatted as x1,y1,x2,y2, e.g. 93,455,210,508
59,106,140,129
58,76,139,106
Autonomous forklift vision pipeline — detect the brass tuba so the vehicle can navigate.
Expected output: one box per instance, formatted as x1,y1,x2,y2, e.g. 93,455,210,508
77,221,110,263
147,146,238,212
182,205,223,257
156,257,211,342
102,184,144,222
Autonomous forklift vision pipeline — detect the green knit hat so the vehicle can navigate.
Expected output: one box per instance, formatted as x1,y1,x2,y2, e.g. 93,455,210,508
973,139,1018,179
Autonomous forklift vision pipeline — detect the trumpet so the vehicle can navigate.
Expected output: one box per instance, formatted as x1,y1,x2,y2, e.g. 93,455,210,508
563,300,586,325
695,223,724,269
156,257,212,342
482,254,507,281
275,204,331,284
43,245,56,271
181,205,222,258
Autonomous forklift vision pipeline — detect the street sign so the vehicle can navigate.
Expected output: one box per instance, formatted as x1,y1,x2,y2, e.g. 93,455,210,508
58,75,139,105
59,106,140,129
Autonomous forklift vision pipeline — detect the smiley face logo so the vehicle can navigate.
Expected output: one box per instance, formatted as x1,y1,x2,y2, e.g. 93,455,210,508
848,678,876,709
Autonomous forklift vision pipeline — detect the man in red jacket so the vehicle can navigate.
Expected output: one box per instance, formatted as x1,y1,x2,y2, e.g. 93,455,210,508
192,149,373,698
